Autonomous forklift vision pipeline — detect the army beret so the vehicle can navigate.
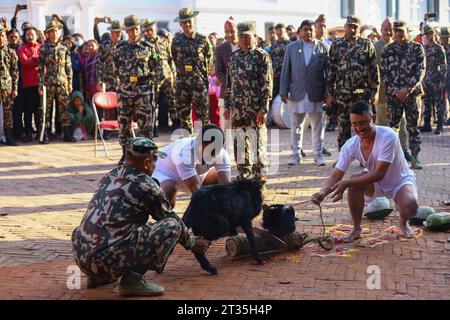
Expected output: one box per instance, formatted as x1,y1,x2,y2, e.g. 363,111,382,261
274,23,285,29
237,21,256,36
126,137,166,159
393,20,407,31
346,15,361,27
423,24,435,34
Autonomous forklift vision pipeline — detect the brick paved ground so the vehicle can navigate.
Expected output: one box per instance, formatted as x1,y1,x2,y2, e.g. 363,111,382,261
0,127,449,300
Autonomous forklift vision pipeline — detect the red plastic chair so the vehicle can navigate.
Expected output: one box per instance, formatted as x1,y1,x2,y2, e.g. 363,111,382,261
92,92,138,159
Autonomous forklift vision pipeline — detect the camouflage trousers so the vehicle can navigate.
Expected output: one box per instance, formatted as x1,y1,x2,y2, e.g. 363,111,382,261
423,86,446,126
387,95,422,156
176,76,209,134
118,93,155,146
233,125,268,182
43,85,70,129
72,218,183,281
335,95,369,150
157,77,177,122
0,89,13,130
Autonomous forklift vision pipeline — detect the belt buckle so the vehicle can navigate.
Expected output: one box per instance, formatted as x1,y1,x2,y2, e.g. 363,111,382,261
130,76,138,83
354,89,364,94
184,65,193,72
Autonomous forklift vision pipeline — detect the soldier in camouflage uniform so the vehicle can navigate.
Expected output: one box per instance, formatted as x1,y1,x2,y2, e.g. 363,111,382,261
270,23,291,99
143,19,178,131
95,19,123,92
326,16,379,151
439,27,450,125
72,137,210,296
0,25,19,146
171,8,213,134
421,25,447,135
224,22,273,185
38,21,76,144
381,20,426,169
112,15,158,164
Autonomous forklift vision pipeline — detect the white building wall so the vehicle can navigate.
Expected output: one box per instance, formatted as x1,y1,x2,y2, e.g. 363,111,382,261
0,0,449,39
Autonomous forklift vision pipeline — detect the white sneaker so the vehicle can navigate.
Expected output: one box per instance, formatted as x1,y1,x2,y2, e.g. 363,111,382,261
288,155,302,166
314,156,326,166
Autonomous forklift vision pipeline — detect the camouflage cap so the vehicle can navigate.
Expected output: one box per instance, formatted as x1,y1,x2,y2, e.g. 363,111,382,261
174,7,199,22
107,20,123,32
126,137,167,159
423,24,435,34
143,18,157,30
44,20,63,33
123,15,143,30
393,20,408,32
237,21,256,36
440,27,450,38
346,15,361,27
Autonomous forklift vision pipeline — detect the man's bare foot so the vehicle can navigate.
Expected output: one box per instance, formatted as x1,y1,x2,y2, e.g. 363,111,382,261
399,218,415,238
344,228,362,243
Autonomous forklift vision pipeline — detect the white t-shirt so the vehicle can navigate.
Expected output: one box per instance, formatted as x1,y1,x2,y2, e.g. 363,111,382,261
152,137,231,183
335,126,415,197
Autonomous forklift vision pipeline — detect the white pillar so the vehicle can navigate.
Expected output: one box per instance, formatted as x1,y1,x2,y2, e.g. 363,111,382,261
79,0,96,39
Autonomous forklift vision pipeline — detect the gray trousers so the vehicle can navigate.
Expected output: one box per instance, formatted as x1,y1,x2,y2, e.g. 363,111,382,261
290,111,324,158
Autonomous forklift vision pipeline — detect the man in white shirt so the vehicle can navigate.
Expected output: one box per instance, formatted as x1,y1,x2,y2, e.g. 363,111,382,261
312,101,419,241
152,124,232,208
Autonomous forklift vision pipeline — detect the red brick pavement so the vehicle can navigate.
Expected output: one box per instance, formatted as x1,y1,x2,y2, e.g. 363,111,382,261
0,128,449,300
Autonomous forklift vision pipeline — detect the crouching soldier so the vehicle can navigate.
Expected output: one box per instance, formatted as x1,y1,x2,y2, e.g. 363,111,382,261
72,137,210,296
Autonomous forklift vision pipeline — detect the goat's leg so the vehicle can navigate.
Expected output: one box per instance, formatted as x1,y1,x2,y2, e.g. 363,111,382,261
242,220,266,265
194,252,218,275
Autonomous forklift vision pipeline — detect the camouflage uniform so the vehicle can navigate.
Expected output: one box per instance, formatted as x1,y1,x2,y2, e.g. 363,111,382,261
171,31,213,133
72,138,196,281
381,39,426,156
0,39,18,130
96,40,122,92
146,35,178,123
327,18,379,150
224,22,273,182
270,38,291,98
423,41,447,128
113,28,158,146
38,40,72,130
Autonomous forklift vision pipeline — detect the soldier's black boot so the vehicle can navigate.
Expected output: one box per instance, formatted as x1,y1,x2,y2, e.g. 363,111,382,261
63,127,76,142
420,122,432,133
5,129,19,146
118,146,126,165
435,125,444,135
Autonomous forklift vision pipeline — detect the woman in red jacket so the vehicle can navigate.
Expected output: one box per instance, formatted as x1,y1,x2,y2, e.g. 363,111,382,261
17,27,41,142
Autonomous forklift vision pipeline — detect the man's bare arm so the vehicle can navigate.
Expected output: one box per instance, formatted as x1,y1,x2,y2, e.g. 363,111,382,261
312,168,345,204
183,175,202,194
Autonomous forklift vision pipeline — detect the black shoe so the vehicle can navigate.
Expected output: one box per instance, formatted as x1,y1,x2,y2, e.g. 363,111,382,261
63,127,77,142
103,130,110,140
446,118,450,126
404,150,412,162
301,149,306,157
22,133,33,143
322,147,332,157
325,123,336,132
435,126,443,135
118,146,126,165
5,129,19,146
420,124,432,133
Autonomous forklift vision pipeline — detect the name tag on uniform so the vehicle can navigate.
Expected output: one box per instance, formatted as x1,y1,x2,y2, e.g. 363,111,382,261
184,65,193,72
130,76,138,83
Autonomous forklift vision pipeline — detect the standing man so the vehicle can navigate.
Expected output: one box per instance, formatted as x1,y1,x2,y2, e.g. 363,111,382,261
0,24,19,146
224,22,273,186
327,16,379,151
421,25,447,135
270,23,291,100
113,15,158,164
38,20,76,144
315,14,332,47
143,19,178,132
171,8,213,134
374,18,410,161
280,20,328,167
215,17,240,131
381,20,426,170
439,27,450,126
96,19,123,93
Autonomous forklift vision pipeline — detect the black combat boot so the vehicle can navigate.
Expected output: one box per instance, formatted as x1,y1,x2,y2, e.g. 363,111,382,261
420,122,432,133
5,129,19,146
63,127,76,142
39,128,50,144
118,146,126,165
